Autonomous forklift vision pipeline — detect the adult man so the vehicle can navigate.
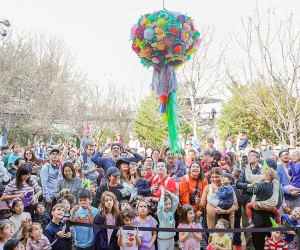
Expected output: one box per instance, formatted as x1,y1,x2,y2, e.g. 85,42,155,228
236,150,261,250
40,148,63,213
277,149,300,208
91,142,143,180
260,140,272,159
200,149,211,174
185,148,197,168
80,142,98,183
159,147,186,182
150,160,177,200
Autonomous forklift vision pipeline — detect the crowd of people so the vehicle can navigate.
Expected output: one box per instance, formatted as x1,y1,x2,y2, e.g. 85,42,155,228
0,128,299,250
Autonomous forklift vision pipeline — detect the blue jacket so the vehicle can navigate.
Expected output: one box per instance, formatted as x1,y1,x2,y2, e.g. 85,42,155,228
91,152,143,179
40,162,62,200
93,214,122,250
136,178,151,196
288,161,300,189
217,185,234,208
277,164,292,195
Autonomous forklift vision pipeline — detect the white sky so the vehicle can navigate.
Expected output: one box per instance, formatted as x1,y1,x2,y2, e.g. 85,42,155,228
1,0,300,99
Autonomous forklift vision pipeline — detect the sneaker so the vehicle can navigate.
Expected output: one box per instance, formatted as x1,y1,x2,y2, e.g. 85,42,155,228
247,221,255,228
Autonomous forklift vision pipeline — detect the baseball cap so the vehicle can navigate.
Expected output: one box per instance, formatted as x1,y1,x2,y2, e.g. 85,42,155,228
107,167,120,177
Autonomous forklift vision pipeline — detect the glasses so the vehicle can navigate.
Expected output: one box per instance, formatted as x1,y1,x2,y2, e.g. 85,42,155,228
165,153,174,156
26,152,32,155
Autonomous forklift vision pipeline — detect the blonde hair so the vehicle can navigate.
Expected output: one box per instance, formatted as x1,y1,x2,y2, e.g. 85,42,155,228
28,223,42,239
262,168,276,181
0,222,14,241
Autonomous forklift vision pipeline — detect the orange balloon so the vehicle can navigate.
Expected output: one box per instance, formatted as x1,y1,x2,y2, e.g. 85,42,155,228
160,95,168,104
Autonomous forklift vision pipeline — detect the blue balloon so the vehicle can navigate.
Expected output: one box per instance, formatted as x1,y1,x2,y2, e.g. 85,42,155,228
144,28,154,40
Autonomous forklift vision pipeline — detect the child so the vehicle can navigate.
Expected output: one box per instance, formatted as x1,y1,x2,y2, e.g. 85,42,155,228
80,125,94,153
219,156,231,171
281,207,300,249
117,208,142,249
285,151,300,191
32,203,51,230
0,222,15,249
70,189,98,250
44,204,72,250
216,173,234,223
120,200,131,212
57,195,75,221
136,166,152,197
264,230,288,250
26,223,51,250
3,238,24,250
7,144,21,178
8,199,31,238
178,204,202,250
93,191,122,250
157,186,179,250
207,219,231,250
134,200,157,250
246,168,281,227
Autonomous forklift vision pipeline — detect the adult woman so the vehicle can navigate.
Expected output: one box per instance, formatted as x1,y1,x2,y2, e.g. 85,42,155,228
179,161,208,217
23,149,43,175
226,152,239,172
116,159,136,200
143,157,155,179
200,167,238,228
65,149,77,164
151,149,160,165
1,164,42,213
56,162,82,198
94,167,124,208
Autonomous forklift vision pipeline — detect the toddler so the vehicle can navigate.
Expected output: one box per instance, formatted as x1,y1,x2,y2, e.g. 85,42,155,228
216,173,234,223
26,223,51,250
264,230,288,250
285,151,300,192
246,168,281,227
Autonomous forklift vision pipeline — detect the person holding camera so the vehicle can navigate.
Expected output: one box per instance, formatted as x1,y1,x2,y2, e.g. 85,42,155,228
179,161,208,218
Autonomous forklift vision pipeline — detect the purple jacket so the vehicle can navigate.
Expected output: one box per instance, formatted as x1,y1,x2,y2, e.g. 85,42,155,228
288,161,300,189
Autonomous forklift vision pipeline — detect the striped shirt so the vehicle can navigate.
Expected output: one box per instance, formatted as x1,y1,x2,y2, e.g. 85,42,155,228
26,235,51,250
264,237,288,250
3,178,42,197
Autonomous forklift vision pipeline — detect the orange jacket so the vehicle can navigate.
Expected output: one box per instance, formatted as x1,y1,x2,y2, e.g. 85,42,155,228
179,174,208,211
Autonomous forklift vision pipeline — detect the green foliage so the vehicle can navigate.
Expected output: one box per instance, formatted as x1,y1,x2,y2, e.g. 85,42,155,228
217,83,277,146
134,93,168,148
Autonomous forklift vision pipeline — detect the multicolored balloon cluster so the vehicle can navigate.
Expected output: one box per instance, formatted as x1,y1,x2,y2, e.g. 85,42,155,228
131,9,201,70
